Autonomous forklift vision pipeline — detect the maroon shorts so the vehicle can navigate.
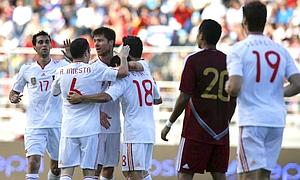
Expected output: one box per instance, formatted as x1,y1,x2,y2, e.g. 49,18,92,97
176,137,229,174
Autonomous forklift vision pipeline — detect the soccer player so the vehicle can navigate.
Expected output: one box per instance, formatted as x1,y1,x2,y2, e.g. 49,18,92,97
51,38,129,180
161,19,236,180
91,27,145,180
8,31,69,180
226,1,300,180
67,35,162,180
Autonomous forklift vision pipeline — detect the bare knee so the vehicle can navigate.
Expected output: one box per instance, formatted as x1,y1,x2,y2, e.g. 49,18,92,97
101,167,114,178
95,164,103,177
178,172,194,180
211,172,226,180
50,159,60,176
27,155,41,173
123,171,143,180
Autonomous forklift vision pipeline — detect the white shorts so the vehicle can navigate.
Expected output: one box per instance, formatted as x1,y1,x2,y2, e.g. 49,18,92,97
59,134,99,169
24,128,60,160
237,126,283,173
97,133,120,167
121,143,153,172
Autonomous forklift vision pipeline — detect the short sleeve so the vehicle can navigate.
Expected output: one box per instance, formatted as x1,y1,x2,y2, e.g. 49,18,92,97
138,60,150,73
227,45,243,77
153,82,161,99
51,68,62,96
12,65,28,93
105,78,127,101
179,56,195,94
92,61,118,82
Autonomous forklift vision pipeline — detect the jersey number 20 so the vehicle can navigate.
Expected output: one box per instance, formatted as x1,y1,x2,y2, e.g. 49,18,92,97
201,67,229,102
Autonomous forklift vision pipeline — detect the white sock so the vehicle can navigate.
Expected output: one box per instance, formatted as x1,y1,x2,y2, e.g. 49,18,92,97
143,174,152,180
26,173,39,180
83,177,94,180
100,176,113,180
60,175,72,180
48,170,60,180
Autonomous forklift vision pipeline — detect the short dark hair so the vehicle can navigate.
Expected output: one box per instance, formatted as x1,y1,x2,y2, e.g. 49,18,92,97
122,36,143,58
92,27,116,46
70,38,90,59
198,19,222,45
243,1,267,32
32,31,51,46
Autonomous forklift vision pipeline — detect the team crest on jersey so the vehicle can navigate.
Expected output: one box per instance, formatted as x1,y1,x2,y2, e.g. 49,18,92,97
30,77,37,85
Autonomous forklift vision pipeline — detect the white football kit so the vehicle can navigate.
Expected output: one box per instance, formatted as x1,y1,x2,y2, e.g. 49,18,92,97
227,35,299,127
51,61,118,169
227,34,300,173
97,60,153,167
12,59,69,159
105,67,160,171
96,60,121,167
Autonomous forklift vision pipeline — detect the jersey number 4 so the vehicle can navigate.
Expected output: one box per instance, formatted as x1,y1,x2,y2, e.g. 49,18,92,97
133,79,153,107
253,50,280,83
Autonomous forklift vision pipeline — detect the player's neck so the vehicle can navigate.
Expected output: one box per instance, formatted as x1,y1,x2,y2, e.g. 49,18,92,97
98,54,113,65
73,59,83,63
37,57,51,69
203,44,216,50
248,31,264,35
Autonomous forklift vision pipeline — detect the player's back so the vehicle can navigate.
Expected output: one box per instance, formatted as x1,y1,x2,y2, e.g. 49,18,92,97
180,49,236,144
56,62,104,137
120,71,156,143
228,34,297,127
229,35,293,127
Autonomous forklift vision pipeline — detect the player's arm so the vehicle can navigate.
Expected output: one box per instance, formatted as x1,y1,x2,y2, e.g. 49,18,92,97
9,65,27,104
225,75,242,97
67,91,112,104
51,70,62,96
9,90,22,104
116,45,129,78
128,61,144,71
161,92,190,141
284,73,300,97
153,82,162,105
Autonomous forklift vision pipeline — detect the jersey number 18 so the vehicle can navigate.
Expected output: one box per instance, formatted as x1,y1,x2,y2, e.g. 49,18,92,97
133,79,153,107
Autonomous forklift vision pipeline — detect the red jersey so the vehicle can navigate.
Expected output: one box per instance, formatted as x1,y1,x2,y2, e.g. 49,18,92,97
179,49,236,145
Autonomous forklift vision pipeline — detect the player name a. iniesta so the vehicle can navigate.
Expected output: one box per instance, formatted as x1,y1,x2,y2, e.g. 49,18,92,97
60,67,92,74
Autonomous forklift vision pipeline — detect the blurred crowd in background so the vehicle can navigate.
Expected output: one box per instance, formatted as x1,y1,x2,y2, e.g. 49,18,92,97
1,0,300,141
0,0,300,81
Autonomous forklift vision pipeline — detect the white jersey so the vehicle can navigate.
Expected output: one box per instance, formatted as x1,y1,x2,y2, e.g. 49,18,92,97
97,60,121,134
51,61,118,137
100,81,121,133
227,34,299,127
12,59,69,128
99,59,151,134
106,68,160,143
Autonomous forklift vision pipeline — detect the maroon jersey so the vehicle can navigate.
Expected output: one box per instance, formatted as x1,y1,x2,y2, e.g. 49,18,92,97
179,49,236,145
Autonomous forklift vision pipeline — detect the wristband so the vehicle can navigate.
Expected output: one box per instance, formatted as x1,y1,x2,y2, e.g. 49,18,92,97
166,120,173,128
